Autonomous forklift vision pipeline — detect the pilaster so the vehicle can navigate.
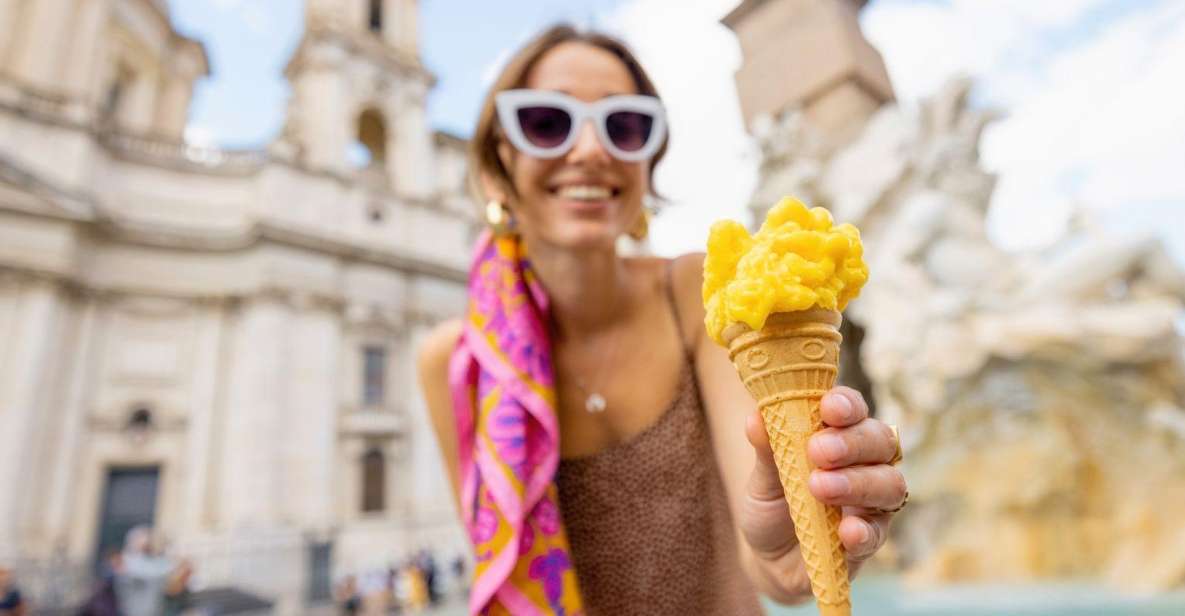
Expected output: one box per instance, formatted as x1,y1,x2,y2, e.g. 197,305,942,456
0,277,65,557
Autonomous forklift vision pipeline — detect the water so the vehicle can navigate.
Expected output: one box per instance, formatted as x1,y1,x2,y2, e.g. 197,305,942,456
767,576,1185,616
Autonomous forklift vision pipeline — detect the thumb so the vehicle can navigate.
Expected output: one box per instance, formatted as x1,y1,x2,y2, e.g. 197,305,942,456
746,410,784,501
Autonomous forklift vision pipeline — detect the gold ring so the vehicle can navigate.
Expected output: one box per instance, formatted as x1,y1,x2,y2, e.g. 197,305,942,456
877,490,909,515
887,424,903,466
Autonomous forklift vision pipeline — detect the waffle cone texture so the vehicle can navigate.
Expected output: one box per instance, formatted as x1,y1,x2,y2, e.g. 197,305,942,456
722,308,851,616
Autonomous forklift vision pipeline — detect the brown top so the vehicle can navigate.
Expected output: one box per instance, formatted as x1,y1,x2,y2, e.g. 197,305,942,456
555,265,765,616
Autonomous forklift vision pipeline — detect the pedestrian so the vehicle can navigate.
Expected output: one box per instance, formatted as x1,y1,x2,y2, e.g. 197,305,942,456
0,566,27,616
401,563,428,614
77,550,122,616
449,555,466,599
114,527,174,616
334,574,360,615
162,559,193,616
419,551,438,605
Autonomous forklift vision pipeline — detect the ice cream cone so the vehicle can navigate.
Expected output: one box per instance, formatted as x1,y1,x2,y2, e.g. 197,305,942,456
722,307,851,616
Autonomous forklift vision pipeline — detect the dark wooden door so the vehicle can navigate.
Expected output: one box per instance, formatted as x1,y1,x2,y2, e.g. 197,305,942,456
94,466,159,567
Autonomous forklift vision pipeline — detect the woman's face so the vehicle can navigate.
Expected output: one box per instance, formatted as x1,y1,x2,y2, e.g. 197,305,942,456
496,42,651,250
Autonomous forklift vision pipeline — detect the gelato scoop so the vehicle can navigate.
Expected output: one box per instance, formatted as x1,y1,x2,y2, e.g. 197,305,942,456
703,197,868,345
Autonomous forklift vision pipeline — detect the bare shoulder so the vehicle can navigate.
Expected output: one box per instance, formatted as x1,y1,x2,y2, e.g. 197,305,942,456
416,317,464,501
669,252,707,348
416,318,463,434
417,318,463,379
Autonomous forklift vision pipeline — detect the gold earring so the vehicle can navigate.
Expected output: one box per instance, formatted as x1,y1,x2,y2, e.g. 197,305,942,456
485,200,514,236
627,207,651,241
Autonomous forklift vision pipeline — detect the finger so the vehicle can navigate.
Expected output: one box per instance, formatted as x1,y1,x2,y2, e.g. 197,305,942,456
838,510,891,562
745,411,783,501
807,465,907,510
819,386,869,428
807,418,899,470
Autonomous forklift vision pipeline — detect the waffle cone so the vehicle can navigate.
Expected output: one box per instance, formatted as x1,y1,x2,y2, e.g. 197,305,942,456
722,308,851,616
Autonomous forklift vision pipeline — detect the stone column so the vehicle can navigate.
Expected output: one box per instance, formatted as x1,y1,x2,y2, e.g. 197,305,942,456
181,299,228,533
155,74,193,139
6,0,73,88
217,294,291,528
42,294,100,551
290,42,351,174
122,68,159,134
0,0,22,68
0,278,64,558
394,0,418,55
391,82,436,199
62,0,110,101
282,296,342,531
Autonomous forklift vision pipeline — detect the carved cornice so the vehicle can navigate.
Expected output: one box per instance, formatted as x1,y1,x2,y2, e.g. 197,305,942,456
253,285,348,314
344,302,406,332
0,75,91,125
98,130,267,177
287,25,436,88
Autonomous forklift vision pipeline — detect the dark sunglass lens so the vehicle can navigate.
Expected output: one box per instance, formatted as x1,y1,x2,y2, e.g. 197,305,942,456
517,106,572,148
606,111,654,152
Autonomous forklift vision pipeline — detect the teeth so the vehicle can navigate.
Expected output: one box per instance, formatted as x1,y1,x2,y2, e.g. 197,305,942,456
557,185,613,201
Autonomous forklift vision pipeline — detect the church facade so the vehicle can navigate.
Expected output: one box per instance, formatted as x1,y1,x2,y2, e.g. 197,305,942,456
0,0,474,609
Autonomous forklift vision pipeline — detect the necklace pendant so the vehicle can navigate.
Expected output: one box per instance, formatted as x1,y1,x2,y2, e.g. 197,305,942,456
585,393,607,414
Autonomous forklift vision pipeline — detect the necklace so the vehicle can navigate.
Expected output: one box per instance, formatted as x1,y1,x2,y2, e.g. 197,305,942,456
559,322,626,415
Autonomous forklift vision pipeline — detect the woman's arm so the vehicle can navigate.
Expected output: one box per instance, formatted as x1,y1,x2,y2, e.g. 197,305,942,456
416,318,464,515
669,253,906,604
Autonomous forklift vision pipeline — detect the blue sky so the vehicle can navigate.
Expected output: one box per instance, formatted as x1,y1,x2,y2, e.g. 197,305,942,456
168,0,1185,261
170,0,629,146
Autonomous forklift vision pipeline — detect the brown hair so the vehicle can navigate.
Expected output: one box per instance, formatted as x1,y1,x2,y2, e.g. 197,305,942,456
468,24,668,204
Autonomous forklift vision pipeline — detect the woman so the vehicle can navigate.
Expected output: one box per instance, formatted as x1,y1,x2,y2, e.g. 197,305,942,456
417,25,908,615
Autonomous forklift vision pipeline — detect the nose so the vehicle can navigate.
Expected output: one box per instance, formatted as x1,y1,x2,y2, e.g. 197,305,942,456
565,118,611,165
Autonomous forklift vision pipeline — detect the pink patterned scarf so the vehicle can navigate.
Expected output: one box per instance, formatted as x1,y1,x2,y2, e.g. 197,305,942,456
447,230,585,615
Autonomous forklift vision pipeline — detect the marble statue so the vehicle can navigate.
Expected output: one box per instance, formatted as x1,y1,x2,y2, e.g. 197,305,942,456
751,77,1185,591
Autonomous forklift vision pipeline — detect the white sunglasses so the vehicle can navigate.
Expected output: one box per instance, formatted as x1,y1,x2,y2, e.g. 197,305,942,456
494,89,667,162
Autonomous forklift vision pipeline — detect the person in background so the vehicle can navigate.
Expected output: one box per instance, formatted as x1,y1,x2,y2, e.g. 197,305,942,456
333,574,360,615
449,555,466,599
417,23,907,615
357,568,390,616
162,558,193,616
77,550,122,616
416,550,439,605
115,526,174,616
401,562,428,614
0,566,27,616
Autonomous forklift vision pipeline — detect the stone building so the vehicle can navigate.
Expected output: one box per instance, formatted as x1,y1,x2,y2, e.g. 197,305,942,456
0,0,474,609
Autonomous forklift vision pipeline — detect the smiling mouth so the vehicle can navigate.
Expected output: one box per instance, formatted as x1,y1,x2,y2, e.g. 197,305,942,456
549,185,621,201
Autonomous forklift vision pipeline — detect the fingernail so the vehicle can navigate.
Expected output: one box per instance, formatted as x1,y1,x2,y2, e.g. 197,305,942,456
818,473,849,497
859,521,872,546
817,434,847,462
828,393,853,422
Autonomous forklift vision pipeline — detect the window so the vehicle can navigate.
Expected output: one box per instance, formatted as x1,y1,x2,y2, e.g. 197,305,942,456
367,200,385,223
362,346,387,406
349,108,388,183
368,0,383,33
361,448,385,513
127,407,153,430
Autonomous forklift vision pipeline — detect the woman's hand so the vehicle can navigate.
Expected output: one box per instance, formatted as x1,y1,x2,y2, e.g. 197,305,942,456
737,385,907,601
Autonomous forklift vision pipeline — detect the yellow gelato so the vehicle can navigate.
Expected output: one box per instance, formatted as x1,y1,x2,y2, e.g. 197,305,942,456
703,197,868,345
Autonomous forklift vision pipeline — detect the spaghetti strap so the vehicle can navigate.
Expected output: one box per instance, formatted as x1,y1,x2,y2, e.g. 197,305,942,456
664,259,695,363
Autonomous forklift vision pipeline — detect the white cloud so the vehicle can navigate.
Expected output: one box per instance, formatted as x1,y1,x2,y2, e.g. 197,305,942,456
863,0,1185,255
599,0,756,257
